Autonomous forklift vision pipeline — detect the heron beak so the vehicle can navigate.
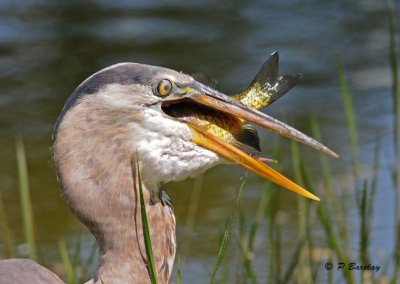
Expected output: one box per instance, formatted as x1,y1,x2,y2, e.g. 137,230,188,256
162,82,337,201
185,84,338,158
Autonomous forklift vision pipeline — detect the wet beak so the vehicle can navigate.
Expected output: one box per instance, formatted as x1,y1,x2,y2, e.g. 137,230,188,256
187,85,338,158
164,82,338,201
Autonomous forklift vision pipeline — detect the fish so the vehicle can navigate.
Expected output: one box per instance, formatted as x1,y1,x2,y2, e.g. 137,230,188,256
166,51,299,158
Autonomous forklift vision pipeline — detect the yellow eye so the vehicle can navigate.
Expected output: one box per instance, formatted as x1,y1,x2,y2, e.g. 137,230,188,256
156,79,173,96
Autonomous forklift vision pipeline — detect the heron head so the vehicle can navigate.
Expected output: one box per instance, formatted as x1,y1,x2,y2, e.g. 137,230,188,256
53,62,339,205
51,62,338,283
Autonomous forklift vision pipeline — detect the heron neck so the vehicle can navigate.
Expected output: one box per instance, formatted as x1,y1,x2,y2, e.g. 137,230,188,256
54,112,176,283
93,180,147,283
93,186,176,284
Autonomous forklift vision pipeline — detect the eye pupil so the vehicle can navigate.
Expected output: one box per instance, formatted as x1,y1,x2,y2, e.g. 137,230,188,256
157,79,173,96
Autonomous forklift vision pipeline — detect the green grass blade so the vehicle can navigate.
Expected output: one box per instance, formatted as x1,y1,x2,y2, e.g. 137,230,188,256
238,205,257,284
290,140,312,283
136,159,158,284
368,137,380,219
360,137,380,266
177,255,182,284
310,118,333,192
0,190,15,257
387,1,400,282
311,118,350,253
317,205,355,284
15,135,36,260
281,238,305,284
181,175,204,261
267,139,281,283
58,239,76,284
293,127,355,283
209,172,248,284
82,240,97,281
337,62,359,169
266,188,276,284
243,154,279,283
388,0,399,155
72,233,82,278
247,184,269,251
359,181,369,265
245,181,272,280
303,168,355,284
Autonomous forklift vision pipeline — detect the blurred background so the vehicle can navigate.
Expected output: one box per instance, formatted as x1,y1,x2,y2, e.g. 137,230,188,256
0,0,399,283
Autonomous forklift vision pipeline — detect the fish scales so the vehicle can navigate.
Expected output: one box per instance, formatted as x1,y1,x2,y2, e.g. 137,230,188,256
173,52,300,150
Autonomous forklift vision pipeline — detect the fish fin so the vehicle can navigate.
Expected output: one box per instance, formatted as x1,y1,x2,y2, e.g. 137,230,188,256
270,73,302,104
233,125,279,163
250,51,302,106
191,73,220,91
233,124,261,155
249,51,280,87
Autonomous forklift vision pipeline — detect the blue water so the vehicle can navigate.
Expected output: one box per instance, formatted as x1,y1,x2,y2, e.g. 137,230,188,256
0,0,398,282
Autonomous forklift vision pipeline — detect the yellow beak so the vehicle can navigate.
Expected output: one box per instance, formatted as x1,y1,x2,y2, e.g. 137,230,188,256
188,123,320,201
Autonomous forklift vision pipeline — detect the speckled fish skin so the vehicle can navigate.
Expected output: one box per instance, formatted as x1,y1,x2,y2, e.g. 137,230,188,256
163,102,243,147
173,51,300,154
232,51,301,110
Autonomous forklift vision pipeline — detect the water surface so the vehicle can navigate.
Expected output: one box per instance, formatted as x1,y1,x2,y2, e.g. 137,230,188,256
0,0,397,282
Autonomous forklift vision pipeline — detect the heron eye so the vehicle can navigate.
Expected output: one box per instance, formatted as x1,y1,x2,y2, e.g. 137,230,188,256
156,79,173,97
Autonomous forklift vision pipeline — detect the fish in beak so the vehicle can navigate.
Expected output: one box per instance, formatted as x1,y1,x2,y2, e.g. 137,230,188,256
160,61,338,201
193,51,302,111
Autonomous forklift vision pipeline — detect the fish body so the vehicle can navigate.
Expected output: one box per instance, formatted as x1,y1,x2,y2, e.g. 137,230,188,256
174,52,300,155
163,101,243,146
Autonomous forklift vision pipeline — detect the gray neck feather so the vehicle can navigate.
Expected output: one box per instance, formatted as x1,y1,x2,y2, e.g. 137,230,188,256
54,96,175,284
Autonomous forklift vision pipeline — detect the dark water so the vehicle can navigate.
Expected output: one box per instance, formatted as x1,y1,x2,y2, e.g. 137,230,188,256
0,0,398,282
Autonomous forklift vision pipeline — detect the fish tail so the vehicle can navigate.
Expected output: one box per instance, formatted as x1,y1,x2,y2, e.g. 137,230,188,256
251,51,301,105
234,51,301,110
271,72,302,105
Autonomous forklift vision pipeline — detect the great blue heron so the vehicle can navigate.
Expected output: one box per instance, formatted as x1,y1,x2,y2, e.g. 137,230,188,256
0,58,337,283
